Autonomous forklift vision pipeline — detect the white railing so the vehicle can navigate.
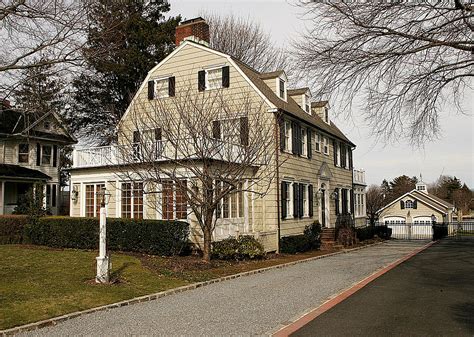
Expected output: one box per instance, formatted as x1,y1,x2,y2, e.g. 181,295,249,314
72,139,257,168
353,168,366,185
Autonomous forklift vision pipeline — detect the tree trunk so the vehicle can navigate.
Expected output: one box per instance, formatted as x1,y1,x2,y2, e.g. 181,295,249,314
202,211,213,262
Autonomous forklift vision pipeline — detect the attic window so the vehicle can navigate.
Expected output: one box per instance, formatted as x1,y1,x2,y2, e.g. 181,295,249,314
206,67,223,90
155,78,169,98
279,79,285,99
324,107,329,124
305,94,310,113
44,121,51,130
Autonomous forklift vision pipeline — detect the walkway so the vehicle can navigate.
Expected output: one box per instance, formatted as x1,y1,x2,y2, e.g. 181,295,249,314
22,241,428,336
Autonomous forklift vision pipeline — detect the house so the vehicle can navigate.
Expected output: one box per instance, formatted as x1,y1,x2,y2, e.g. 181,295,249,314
0,100,76,215
68,18,362,251
378,178,454,238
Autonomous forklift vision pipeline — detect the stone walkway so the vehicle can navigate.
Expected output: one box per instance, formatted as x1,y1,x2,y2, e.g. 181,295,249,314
22,241,428,337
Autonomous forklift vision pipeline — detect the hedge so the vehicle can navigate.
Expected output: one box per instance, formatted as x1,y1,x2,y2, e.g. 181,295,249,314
0,215,29,244
212,235,265,260
1,216,190,256
356,225,392,241
280,222,321,254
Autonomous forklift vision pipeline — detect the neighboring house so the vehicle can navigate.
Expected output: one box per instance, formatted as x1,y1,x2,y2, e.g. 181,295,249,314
68,18,360,251
378,178,455,225
0,100,76,215
353,168,367,227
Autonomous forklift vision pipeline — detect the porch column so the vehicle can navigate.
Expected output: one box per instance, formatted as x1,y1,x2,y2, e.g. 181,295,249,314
244,180,249,233
115,180,120,218
0,181,4,215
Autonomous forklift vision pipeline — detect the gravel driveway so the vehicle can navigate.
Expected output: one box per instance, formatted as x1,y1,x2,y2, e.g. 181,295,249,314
21,241,428,337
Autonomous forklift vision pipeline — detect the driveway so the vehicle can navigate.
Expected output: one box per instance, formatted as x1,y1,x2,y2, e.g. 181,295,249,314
21,241,428,336
292,238,474,337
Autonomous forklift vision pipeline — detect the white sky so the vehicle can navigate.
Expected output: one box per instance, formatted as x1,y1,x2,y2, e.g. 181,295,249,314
169,0,474,187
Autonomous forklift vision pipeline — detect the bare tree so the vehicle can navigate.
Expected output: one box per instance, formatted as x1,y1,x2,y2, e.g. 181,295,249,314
294,1,473,145
111,86,278,262
203,12,289,74
366,185,386,226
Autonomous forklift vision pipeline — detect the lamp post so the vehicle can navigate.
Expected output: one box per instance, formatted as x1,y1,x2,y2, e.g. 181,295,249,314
96,186,111,283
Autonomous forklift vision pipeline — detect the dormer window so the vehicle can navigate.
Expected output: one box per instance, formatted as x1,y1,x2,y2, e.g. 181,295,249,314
324,107,330,124
305,94,310,113
279,79,285,99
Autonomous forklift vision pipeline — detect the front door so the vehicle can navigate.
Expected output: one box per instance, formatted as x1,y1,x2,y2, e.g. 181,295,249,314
321,188,326,227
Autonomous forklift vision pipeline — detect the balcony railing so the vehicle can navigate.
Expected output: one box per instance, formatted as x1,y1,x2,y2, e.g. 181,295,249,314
72,138,259,168
353,169,366,185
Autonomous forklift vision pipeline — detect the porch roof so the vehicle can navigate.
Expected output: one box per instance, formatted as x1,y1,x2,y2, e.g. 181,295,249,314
0,164,51,181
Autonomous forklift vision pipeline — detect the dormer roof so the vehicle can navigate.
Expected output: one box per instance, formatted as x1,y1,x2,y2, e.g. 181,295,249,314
259,70,285,80
287,88,310,96
311,100,329,108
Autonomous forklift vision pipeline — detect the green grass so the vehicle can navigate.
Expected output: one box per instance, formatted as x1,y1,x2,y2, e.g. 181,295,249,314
0,245,188,330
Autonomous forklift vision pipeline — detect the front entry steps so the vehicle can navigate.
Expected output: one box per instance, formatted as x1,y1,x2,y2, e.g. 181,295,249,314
320,227,343,250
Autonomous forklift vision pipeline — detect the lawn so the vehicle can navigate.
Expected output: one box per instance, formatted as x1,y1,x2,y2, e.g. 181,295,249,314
0,243,357,330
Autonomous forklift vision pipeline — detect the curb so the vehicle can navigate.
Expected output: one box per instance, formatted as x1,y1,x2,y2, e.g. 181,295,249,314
0,241,386,336
272,240,437,337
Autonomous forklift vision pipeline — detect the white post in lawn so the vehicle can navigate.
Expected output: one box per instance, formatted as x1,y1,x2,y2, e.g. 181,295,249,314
96,187,110,283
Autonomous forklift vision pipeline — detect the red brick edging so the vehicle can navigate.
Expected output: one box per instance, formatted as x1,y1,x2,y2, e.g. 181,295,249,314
272,240,437,337
0,241,385,336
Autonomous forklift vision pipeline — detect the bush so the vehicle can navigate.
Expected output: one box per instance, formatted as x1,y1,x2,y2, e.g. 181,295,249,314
356,226,375,241
433,224,448,240
23,216,190,256
281,222,322,254
0,215,29,244
374,225,392,239
212,235,265,260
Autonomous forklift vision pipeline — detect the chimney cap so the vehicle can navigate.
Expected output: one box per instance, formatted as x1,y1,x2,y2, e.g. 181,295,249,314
180,17,206,26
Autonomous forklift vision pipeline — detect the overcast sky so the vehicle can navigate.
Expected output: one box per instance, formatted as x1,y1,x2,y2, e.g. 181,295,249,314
170,0,474,187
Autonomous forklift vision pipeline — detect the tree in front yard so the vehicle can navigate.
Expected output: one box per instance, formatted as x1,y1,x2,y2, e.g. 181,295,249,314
115,88,278,262
365,185,385,226
294,1,473,145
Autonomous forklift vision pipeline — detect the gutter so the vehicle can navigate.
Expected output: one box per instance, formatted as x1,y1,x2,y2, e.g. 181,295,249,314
275,111,281,254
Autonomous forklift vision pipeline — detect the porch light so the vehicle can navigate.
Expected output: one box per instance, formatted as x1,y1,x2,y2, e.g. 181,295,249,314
71,187,79,203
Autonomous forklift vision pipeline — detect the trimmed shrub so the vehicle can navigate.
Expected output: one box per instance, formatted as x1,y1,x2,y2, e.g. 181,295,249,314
433,224,448,240
374,225,392,239
212,235,265,260
0,215,29,244
356,226,375,241
281,222,322,254
25,216,190,256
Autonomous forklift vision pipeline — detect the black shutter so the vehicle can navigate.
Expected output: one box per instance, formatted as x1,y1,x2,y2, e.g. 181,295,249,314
333,140,337,165
240,116,249,146
154,128,162,141
279,118,285,151
212,120,221,139
400,200,405,209
308,184,314,217
297,124,302,155
291,121,298,154
341,144,346,168
148,80,154,100
350,189,354,214
281,181,287,219
52,185,57,207
299,184,304,218
307,129,312,159
36,143,41,166
349,147,353,169
222,66,230,88
168,76,175,97
198,70,205,91
52,145,58,167
133,131,140,143
335,188,340,215
293,183,299,218
413,200,418,209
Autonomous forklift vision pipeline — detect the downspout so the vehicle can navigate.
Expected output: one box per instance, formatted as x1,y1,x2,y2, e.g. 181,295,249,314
275,111,281,254
351,146,355,226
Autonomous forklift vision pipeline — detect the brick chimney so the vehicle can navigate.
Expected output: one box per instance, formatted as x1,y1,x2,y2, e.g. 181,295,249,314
175,17,210,46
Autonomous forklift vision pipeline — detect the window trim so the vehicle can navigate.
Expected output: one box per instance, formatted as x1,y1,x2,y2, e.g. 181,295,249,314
323,137,329,155
121,182,144,219
284,120,292,153
215,180,244,220
18,143,29,164
154,78,169,99
205,66,223,90
41,145,52,166
301,127,307,157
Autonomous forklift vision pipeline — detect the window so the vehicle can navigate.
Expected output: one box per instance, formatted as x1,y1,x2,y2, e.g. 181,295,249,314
301,128,307,156
345,146,350,169
284,121,292,152
162,180,187,220
132,131,140,160
221,118,241,145
18,144,29,163
315,134,321,152
323,137,329,155
85,183,105,217
304,94,310,113
154,78,169,98
121,182,143,219
176,181,187,219
216,181,244,219
405,200,413,209
41,145,52,165
162,180,173,220
336,142,341,166
238,182,244,218
324,107,329,123
417,185,425,191
279,79,285,99
284,182,291,219
206,67,222,90
302,184,308,217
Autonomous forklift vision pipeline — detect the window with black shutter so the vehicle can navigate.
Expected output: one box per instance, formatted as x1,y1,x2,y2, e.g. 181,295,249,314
413,200,418,209
147,80,154,100
333,140,337,165
307,129,312,159
198,70,205,91
240,116,249,146
212,120,221,139
293,183,299,218
52,145,58,167
299,184,304,218
341,189,348,214
222,66,230,88
308,184,314,217
400,200,405,209
281,181,287,219
168,76,175,97
36,143,41,166
341,145,346,168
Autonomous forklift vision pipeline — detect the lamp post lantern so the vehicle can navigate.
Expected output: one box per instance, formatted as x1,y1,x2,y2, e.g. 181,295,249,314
96,186,111,283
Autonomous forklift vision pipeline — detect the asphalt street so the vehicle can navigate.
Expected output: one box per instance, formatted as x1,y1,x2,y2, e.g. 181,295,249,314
293,238,474,337
20,241,427,336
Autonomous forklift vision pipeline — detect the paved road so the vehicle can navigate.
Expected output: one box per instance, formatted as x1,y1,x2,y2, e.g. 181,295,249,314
22,241,427,337
293,238,474,337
